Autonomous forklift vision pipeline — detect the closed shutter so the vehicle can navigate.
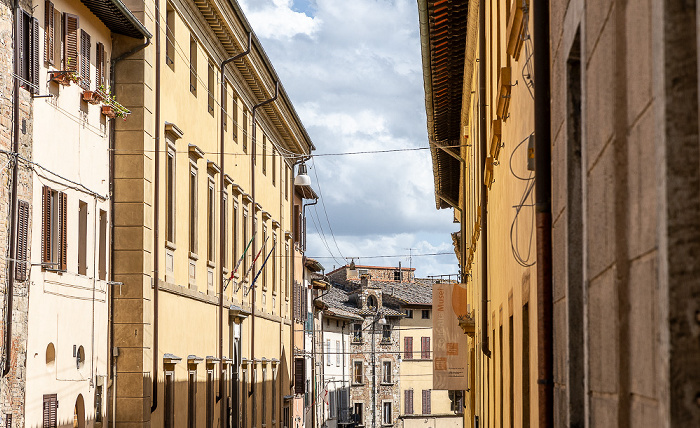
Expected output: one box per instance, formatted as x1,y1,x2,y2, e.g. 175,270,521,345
294,358,305,394
79,30,90,89
43,394,58,428
16,200,29,281
421,337,430,359
44,1,55,64
404,389,413,415
422,390,431,414
31,17,40,93
17,11,25,82
95,42,104,89
63,13,78,72
41,186,51,264
404,337,413,360
58,192,67,271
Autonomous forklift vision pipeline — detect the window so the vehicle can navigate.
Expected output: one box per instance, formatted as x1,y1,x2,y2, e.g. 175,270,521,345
272,365,277,423
98,210,107,280
242,208,249,271
262,365,267,426
421,337,431,359
405,309,413,318
421,390,431,414
394,270,401,281
381,361,391,384
222,193,228,268
207,62,215,115
44,1,56,66
353,403,363,425
232,91,238,142
326,339,331,366
285,242,290,297
18,9,40,93
262,225,268,289
165,2,175,68
15,200,29,281
329,390,336,419
207,177,215,262
294,357,305,394
164,370,174,428
449,390,464,413
63,13,79,73
404,389,414,415
78,201,87,275
352,324,362,342
522,303,530,427
95,42,105,89
187,369,197,428
293,204,301,244
189,35,197,95
366,295,377,312
206,368,214,428
252,366,257,426
336,340,341,366
382,324,391,341
43,393,58,427
222,83,227,130
241,367,248,427
272,233,277,293
262,135,267,175
382,401,392,425
243,108,248,153
285,165,289,200
272,148,276,185
422,309,430,319
189,165,198,254
352,361,363,385
41,186,67,271
166,146,176,242
232,201,239,266
79,29,90,89
404,337,413,359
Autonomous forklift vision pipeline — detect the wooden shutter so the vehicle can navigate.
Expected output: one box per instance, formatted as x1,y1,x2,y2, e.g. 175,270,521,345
421,337,430,359
30,17,39,92
404,337,413,360
294,358,305,394
79,30,90,89
43,393,58,428
16,200,29,281
63,13,78,72
17,11,25,82
404,389,413,415
44,1,55,64
41,186,51,264
95,42,104,89
58,192,67,271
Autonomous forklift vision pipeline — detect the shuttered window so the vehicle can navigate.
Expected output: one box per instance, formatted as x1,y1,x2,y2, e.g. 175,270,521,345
16,200,29,281
42,393,58,428
164,370,175,428
404,389,413,415
44,1,55,64
95,42,105,90
17,10,39,93
189,35,197,95
98,210,107,280
187,370,196,428
294,357,305,394
421,337,431,359
41,186,67,270
63,14,78,72
206,369,214,428
421,390,431,414
404,337,413,359
79,29,90,89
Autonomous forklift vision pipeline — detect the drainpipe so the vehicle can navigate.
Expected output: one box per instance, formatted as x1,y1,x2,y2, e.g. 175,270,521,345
533,0,553,427
151,0,162,413
219,32,251,428
249,80,278,380
109,34,150,426
3,0,21,378
478,0,491,360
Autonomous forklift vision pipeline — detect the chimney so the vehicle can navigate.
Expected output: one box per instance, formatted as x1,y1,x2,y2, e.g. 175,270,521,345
398,261,402,282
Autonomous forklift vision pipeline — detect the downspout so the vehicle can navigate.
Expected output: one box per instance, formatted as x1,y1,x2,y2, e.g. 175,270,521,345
109,35,150,427
533,0,553,427
249,80,279,381
479,0,491,360
151,0,162,413
2,0,20,377
219,32,251,428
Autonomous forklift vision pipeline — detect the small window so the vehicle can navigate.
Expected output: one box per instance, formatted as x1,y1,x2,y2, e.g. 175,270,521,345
352,324,362,342
353,361,363,385
18,10,40,93
78,201,88,275
166,3,175,68
98,210,107,280
394,270,401,281
382,401,392,425
336,340,341,366
79,29,90,90
43,394,58,427
404,389,414,415
207,177,215,262
232,91,239,142
166,146,176,242
367,295,377,311
189,165,198,254
242,108,249,153
353,403,363,425
404,337,413,359
382,324,391,341
262,135,267,174
421,337,431,359
207,62,215,116
42,186,67,271
421,390,431,414
449,390,465,413
405,309,413,318
382,361,391,383
189,35,197,95
422,309,430,319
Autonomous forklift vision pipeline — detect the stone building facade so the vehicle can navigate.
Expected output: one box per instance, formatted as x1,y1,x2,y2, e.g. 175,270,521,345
0,0,34,426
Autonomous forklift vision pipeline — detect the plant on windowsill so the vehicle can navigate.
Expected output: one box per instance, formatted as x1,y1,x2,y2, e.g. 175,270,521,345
82,89,104,105
48,69,80,87
99,86,131,120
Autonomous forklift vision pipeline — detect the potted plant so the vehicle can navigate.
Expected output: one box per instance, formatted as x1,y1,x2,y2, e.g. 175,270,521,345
100,89,131,120
48,70,73,86
82,89,104,105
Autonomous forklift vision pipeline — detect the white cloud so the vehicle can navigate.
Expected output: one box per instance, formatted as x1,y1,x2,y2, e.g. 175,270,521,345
239,0,321,40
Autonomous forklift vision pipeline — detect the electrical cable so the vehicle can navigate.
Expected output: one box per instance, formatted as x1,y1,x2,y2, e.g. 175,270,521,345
310,157,346,262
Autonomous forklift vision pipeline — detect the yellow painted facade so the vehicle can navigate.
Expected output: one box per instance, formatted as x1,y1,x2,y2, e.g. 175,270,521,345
111,0,312,427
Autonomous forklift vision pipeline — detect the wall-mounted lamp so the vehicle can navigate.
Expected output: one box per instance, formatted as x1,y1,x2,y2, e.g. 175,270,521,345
294,162,311,186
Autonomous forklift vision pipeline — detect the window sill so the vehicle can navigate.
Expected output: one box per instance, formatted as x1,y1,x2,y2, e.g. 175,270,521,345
165,240,176,251
189,252,199,261
207,260,216,269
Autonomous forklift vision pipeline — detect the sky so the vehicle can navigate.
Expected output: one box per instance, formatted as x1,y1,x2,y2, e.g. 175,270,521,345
238,0,458,278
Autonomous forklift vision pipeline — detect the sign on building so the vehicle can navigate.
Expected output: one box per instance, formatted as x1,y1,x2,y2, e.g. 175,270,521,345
432,282,469,389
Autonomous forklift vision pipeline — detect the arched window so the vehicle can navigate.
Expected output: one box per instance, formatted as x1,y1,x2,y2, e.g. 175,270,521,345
367,295,377,311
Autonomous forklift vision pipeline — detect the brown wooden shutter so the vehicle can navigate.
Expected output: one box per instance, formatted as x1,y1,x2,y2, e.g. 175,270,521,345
63,13,78,72
44,1,55,64
95,42,104,89
41,186,51,264
17,11,25,82
43,393,58,428
79,30,90,89
422,390,431,414
16,200,29,281
404,389,413,415
59,192,67,271
404,337,412,360
30,17,39,93
294,358,305,394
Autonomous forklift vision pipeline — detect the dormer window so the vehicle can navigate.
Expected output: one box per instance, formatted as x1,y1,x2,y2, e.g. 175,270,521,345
367,295,377,312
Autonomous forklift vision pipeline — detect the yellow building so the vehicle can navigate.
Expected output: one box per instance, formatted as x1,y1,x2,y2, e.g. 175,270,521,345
111,0,314,427
418,1,538,427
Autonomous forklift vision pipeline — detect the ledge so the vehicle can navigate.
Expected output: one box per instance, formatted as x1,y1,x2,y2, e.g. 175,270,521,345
164,122,184,140
188,144,204,160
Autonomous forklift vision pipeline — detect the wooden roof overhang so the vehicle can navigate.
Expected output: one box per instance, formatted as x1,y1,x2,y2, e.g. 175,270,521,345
418,0,472,209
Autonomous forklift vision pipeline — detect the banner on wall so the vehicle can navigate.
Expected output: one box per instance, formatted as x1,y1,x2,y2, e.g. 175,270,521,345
432,282,470,390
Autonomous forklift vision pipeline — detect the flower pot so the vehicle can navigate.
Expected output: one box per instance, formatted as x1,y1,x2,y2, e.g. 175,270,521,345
48,71,72,86
101,105,117,119
82,90,104,105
